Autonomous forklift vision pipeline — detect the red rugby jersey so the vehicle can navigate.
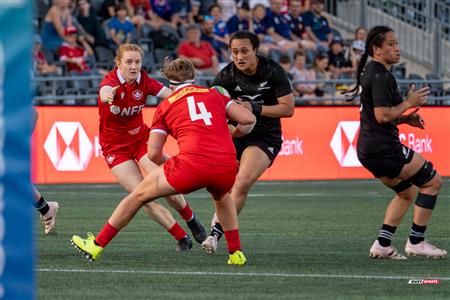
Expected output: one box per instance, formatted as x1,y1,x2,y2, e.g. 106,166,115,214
98,68,166,148
151,84,236,166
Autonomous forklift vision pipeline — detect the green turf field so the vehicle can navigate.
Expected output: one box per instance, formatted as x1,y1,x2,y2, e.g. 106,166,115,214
36,180,449,300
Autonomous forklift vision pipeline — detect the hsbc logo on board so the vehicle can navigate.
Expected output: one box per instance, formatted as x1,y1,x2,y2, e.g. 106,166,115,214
330,121,362,167
43,122,93,171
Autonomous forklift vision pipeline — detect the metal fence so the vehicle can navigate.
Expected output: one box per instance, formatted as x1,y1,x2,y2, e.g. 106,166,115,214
33,75,450,106
331,0,450,77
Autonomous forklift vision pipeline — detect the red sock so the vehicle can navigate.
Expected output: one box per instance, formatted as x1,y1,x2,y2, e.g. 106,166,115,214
224,229,241,253
168,223,187,241
177,203,193,221
95,222,119,247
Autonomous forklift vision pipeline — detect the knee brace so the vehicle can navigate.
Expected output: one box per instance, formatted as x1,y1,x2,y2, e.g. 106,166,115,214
392,181,412,193
408,161,436,187
415,192,437,209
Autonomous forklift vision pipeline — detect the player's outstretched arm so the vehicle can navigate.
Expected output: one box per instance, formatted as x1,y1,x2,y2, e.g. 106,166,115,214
227,102,256,137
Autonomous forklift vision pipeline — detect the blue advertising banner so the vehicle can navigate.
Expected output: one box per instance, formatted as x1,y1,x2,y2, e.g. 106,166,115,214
0,1,34,299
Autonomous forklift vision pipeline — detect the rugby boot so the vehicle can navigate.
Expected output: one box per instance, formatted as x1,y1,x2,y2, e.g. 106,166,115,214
369,240,407,260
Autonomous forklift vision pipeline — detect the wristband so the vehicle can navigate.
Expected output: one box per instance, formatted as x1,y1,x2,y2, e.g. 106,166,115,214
250,102,262,116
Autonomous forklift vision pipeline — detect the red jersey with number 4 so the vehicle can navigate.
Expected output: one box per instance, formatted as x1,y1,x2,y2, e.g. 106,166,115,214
151,84,236,167
98,68,166,149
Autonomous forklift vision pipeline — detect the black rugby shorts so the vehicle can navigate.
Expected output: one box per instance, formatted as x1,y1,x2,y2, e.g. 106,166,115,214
358,145,415,178
233,135,281,167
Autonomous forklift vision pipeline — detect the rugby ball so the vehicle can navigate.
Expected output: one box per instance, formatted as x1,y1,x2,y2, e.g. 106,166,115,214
211,85,231,98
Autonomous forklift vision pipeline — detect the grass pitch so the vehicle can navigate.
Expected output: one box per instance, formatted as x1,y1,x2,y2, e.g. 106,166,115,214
37,180,449,299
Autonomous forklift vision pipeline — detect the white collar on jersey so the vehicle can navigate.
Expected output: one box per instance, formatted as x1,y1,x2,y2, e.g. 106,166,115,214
173,83,194,91
116,69,141,84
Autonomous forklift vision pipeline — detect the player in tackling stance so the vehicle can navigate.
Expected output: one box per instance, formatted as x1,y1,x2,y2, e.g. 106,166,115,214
344,26,446,259
71,58,256,265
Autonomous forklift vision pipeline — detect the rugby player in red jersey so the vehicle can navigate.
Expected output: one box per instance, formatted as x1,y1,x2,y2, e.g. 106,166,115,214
71,58,256,265
96,44,206,251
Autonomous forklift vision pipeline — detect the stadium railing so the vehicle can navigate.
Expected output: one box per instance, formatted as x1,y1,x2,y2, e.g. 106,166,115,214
33,75,450,106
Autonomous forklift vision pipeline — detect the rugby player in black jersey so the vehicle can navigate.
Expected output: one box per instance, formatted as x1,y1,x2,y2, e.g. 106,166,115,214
345,26,446,259
202,30,295,253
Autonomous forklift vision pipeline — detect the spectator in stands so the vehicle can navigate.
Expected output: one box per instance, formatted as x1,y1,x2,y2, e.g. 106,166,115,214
33,34,60,76
217,0,237,22
290,50,317,98
354,26,368,42
178,25,219,75
125,0,162,31
142,0,181,51
108,4,135,49
150,0,179,33
198,0,216,15
58,26,93,74
248,3,275,57
349,39,365,73
41,0,75,51
264,0,301,58
302,0,333,48
100,0,119,21
201,16,229,63
226,1,251,34
327,36,355,80
278,54,293,80
76,0,108,48
312,53,333,103
249,0,270,8
208,4,230,46
170,0,193,33
287,0,306,40
189,1,203,25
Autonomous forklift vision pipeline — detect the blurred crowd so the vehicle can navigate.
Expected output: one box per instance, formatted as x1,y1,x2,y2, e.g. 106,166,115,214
33,0,369,101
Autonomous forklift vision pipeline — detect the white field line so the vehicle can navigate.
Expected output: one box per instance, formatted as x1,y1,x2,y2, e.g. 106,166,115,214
36,268,450,281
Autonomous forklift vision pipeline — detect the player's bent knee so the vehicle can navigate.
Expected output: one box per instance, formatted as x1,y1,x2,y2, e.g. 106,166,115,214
408,161,437,188
415,193,437,210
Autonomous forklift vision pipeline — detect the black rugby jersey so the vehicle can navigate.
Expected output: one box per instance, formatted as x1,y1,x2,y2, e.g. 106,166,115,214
211,55,292,141
357,60,404,158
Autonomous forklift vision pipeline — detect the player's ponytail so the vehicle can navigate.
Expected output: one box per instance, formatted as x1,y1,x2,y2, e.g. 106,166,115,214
344,26,394,101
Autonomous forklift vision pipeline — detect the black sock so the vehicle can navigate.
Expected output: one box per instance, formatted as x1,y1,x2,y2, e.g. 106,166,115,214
211,222,223,240
377,224,397,247
409,223,426,245
34,196,49,216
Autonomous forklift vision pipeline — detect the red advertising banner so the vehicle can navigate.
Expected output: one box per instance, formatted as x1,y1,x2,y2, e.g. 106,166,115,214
32,106,450,183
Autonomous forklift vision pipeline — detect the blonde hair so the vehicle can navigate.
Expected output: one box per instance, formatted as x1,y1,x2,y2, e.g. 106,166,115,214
115,44,144,65
161,57,195,84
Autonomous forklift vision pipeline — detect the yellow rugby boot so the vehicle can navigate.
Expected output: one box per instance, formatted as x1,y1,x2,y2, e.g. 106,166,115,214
71,232,104,262
227,250,247,266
